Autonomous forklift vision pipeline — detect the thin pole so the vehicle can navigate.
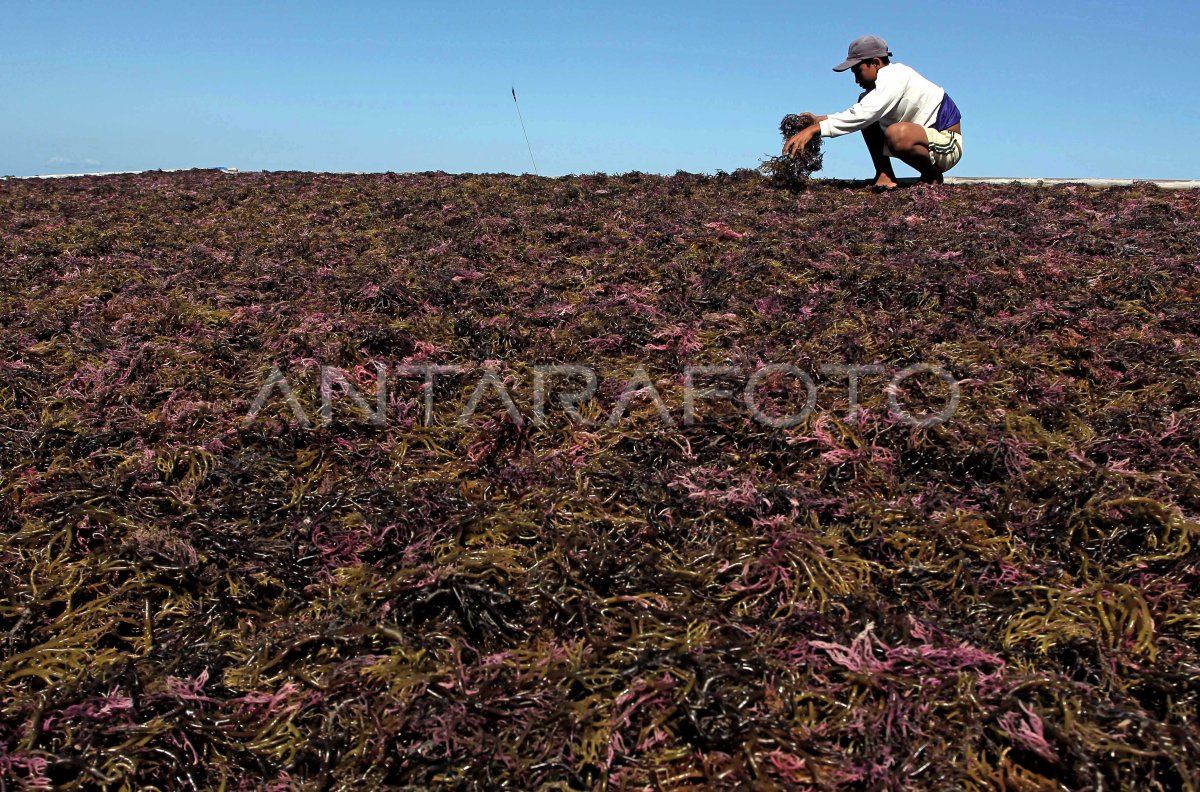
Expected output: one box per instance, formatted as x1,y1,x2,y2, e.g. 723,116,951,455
511,86,539,176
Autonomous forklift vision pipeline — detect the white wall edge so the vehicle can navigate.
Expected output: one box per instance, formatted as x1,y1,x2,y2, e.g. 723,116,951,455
3,167,239,180
3,169,1199,189
942,176,1200,190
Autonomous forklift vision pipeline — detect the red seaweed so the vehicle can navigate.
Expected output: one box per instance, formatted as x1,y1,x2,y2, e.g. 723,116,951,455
1,170,1198,789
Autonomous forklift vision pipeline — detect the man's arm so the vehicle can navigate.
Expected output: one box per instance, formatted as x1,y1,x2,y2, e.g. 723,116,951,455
819,80,902,138
783,73,909,158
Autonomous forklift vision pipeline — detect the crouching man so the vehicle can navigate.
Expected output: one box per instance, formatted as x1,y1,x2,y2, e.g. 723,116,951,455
784,35,963,189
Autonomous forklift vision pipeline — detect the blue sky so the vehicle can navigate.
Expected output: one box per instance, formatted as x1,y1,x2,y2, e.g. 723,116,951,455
2,1,1195,179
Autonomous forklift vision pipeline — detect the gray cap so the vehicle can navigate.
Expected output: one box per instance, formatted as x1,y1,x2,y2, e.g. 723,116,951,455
833,35,892,72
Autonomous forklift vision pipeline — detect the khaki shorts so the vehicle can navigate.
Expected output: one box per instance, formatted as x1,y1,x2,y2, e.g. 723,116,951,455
884,128,964,173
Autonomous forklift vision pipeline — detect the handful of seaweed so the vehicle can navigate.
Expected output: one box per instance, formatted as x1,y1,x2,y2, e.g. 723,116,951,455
1,170,1200,790
761,112,824,188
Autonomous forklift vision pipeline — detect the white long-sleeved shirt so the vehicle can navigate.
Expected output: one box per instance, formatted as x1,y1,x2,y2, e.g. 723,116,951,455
819,63,949,138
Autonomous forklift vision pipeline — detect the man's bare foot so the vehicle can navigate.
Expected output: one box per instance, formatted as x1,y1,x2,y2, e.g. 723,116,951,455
871,175,899,190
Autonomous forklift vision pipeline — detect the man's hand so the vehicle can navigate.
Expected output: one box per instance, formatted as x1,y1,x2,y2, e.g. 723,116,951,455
783,124,821,158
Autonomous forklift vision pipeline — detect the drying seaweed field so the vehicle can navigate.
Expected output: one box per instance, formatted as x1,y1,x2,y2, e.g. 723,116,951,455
1,170,1198,790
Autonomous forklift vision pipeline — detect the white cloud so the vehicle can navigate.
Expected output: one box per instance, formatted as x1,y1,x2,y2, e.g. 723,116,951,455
47,156,101,167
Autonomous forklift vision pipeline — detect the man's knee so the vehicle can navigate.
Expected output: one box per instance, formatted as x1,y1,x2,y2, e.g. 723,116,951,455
885,123,925,154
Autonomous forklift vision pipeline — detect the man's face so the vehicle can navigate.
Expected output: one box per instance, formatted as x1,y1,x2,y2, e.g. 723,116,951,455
852,59,882,89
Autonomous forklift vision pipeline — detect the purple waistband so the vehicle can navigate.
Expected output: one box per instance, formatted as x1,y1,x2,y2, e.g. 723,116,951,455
935,92,961,130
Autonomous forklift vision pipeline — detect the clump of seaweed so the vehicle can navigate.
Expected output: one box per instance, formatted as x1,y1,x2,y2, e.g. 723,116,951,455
761,112,825,188
1,169,1199,789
